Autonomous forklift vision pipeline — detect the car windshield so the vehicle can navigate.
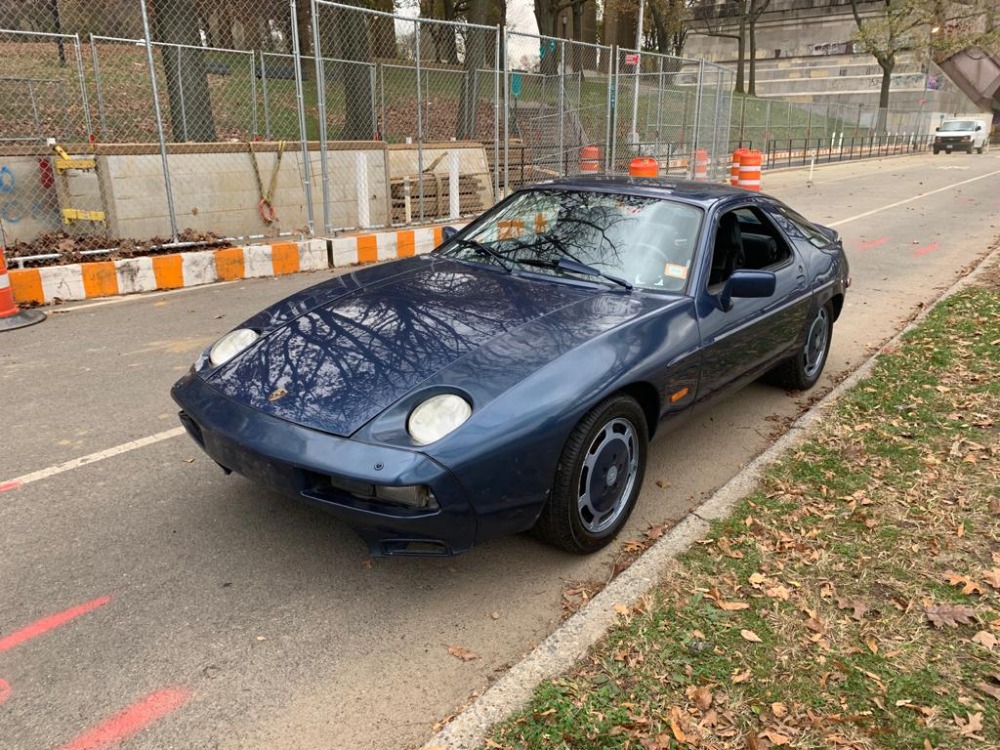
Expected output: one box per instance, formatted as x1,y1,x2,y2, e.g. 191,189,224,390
940,121,976,131
439,189,703,292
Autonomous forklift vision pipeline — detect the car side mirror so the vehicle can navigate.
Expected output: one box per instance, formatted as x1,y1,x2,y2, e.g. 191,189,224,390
719,270,776,312
441,226,459,244
935,127,940,132
976,125,982,131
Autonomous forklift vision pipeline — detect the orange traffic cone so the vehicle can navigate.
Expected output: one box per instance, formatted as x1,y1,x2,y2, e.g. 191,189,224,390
0,246,46,332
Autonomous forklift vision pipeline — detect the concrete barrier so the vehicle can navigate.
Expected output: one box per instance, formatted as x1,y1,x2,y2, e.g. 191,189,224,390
8,224,457,306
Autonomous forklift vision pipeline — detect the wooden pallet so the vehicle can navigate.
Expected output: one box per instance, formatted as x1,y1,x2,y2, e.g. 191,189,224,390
389,173,487,224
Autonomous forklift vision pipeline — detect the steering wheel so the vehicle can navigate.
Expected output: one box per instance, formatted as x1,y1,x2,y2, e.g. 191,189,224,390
631,243,673,285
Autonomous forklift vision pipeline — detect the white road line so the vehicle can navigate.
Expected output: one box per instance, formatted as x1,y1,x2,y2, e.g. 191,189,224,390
51,280,241,313
828,168,1000,227
0,427,186,492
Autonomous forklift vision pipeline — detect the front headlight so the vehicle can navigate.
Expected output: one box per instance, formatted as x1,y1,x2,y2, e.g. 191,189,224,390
407,394,472,445
209,328,259,367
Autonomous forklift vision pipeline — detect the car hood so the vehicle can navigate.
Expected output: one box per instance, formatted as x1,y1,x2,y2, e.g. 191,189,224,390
204,258,647,436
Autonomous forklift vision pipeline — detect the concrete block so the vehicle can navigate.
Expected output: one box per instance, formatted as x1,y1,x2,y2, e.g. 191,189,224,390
39,265,85,301
181,251,218,287
244,245,274,278
115,257,156,295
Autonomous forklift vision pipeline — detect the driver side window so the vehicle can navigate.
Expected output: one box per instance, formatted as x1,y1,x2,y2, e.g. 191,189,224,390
709,206,793,288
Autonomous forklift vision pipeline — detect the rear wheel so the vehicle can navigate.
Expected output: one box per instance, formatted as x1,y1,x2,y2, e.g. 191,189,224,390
533,394,648,554
764,302,833,391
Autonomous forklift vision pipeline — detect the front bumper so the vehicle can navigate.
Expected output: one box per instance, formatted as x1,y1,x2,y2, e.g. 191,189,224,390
934,138,972,150
171,373,477,556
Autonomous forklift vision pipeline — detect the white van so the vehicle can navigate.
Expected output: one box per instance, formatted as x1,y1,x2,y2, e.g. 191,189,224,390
932,118,990,154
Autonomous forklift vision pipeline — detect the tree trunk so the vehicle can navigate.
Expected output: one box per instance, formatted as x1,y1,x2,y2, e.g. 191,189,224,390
150,0,217,142
329,3,374,140
877,54,893,131
735,1,746,95
371,0,397,60
457,0,488,139
571,0,585,76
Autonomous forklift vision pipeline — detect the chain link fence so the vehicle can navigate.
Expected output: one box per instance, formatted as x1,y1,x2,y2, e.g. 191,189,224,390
0,0,946,252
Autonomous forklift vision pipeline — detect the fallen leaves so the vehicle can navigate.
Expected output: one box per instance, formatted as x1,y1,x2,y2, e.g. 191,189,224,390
707,585,750,612
924,603,977,628
836,597,869,621
944,571,986,596
971,630,997,650
953,711,984,739
446,645,479,662
740,629,763,643
982,568,1000,590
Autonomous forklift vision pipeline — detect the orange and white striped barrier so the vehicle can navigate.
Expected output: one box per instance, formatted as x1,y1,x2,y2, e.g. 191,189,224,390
693,149,709,181
0,244,46,331
629,157,658,177
580,145,600,174
6,225,460,308
730,147,749,186
738,150,762,192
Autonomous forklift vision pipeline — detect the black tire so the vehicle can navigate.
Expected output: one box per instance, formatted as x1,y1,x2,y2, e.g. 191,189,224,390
967,145,974,154
533,394,648,554
933,147,940,154
764,302,833,391
976,146,984,154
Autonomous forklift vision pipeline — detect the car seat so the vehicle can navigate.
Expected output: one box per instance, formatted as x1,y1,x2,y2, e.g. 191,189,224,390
710,213,745,286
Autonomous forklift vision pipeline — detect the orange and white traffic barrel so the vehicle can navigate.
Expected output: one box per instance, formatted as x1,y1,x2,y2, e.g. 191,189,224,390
730,147,749,186
629,157,658,177
0,246,46,332
738,150,762,191
693,149,709,181
580,145,600,174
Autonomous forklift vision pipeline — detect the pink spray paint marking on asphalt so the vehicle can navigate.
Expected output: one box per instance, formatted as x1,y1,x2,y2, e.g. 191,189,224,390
0,677,11,706
57,686,192,750
857,237,889,251
0,480,23,494
915,242,940,256
0,595,111,654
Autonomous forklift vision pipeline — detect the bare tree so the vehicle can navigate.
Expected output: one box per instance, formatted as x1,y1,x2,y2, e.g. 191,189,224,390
692,0,748,93
850,0,995,128
649,0,689,58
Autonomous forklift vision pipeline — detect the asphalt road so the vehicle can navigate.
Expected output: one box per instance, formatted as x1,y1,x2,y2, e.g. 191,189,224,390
1,152,998,750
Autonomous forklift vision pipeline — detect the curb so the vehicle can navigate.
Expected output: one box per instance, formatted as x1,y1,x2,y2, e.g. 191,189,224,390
421,243,1000,750
8,225,451,306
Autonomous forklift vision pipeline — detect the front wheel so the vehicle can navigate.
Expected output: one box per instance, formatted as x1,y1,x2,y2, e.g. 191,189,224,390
764,302,833,391
533,394,648,554
976,145,984,154
933,146,940,154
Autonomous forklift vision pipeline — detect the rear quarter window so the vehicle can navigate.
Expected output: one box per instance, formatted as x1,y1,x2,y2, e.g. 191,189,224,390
770,205,831,248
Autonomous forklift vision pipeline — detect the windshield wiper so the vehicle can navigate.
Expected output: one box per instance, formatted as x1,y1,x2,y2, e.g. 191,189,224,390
519,256,633,291
450,238,513,272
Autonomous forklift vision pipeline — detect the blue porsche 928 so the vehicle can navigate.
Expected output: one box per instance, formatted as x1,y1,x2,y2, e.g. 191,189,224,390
172,176,850,557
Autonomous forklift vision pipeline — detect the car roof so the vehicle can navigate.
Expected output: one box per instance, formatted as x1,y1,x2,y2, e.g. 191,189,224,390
528,175,756,208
